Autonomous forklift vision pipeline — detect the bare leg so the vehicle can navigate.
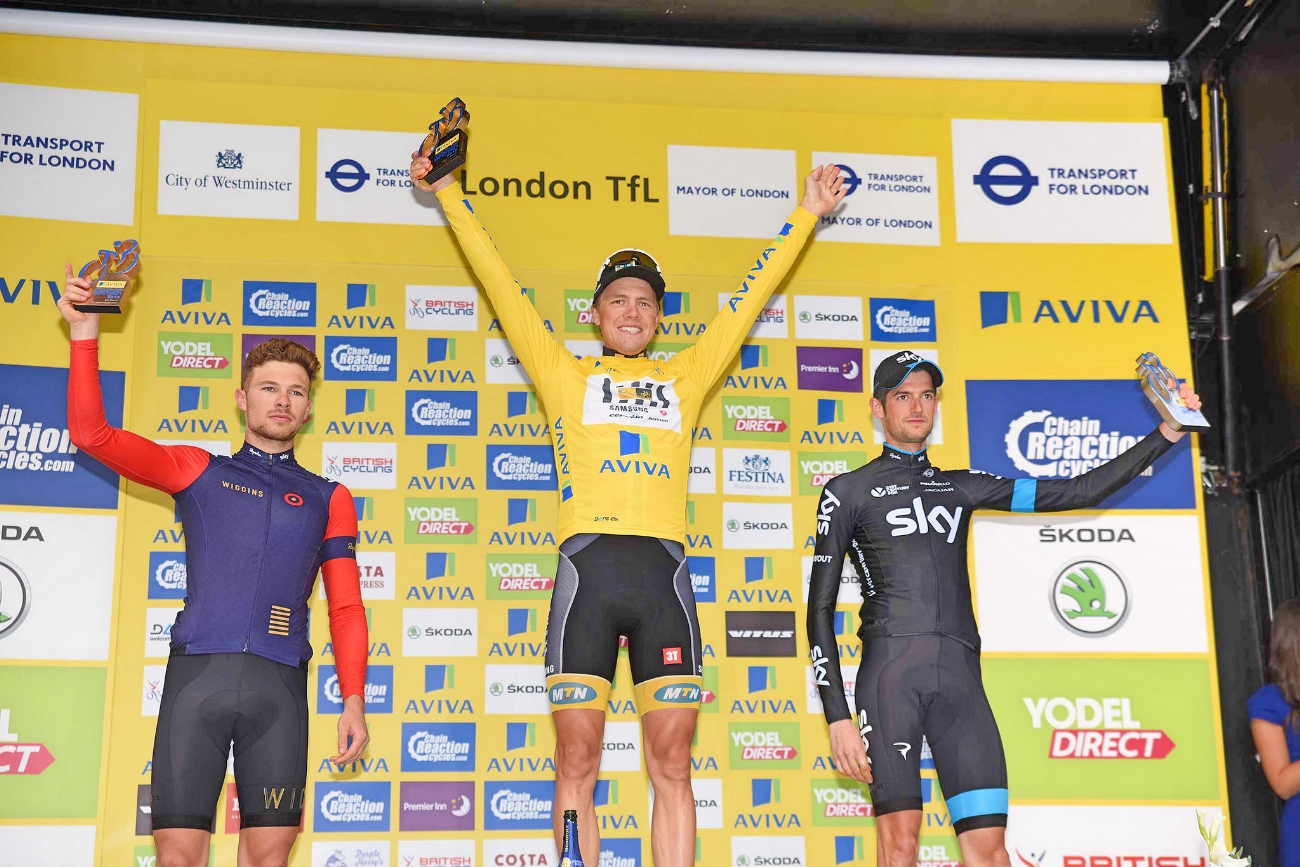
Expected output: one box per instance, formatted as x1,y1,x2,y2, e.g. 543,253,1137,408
153,829,210,867
552,707,604,861
236,826,299,867
875,810,922,867
642,707,697,867
957,826,1012,867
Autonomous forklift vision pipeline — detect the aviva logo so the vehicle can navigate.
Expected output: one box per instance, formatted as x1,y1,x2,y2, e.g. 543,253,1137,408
744,557,774,583
836,836,865,864
178,386,209,412
426,552,457,579
980,290,1159,328
353,496,374,521
748,666,776,693
345,388,375,415
662,291,691,317
818,399,844,425
427,338,458,363
620,431,650,455
348,283,377,308
507,391,538,417
507,608,538,635
508,498,537,525
506,722,537,750
594,779,619,807
181,278,212,304
835,611,856,635
427,444,457,469
751,778,781,806
425,664,455,691
740,345,769,369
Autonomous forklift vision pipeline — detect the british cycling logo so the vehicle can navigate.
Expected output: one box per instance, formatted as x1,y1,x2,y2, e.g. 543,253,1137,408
324,337,397,381
870,298,936,343
1,364,124,509
406,285,478,331
315,781,390,832
242,281,316,327
965,379,1194,510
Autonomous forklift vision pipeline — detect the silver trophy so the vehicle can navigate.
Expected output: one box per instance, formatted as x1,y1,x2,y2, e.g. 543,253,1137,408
1136,352,1210,433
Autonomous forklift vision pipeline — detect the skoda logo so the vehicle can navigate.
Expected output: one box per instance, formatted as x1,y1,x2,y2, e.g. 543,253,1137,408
834,164,862,197
1050,558,1129,637
0,556,32,640
407,626,421,639
973,155,1039,206
326,158,371,193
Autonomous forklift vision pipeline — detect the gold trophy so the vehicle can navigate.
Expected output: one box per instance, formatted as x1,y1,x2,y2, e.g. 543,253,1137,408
1136,352,1210,433
417,97,470,184
75,239,141,314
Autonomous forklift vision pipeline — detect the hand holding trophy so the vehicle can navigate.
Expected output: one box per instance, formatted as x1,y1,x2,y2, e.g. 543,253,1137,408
410,97,469,194
1136,351,1210,433
72,239,142,314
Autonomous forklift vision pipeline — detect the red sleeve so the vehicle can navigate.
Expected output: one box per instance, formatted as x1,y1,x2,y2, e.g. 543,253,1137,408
321,483,367,702
68,340,210,495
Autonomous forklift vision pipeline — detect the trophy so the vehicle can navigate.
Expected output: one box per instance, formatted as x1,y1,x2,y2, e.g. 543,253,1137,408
416,97,470,185
1136,352,1210,433
75,239,141,314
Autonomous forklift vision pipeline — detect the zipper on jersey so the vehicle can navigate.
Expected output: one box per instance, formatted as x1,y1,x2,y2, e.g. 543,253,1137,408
917,465,944,635
242,451,275,653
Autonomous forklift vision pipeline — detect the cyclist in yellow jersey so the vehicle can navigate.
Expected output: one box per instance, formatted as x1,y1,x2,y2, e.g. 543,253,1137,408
412,152,845,866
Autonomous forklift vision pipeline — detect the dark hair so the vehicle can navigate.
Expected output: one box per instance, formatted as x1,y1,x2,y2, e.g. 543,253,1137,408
1270,599,1300,730
241,338,320,390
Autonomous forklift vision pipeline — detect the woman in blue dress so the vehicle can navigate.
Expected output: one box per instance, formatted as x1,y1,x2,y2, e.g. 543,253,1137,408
1249,599,1300,866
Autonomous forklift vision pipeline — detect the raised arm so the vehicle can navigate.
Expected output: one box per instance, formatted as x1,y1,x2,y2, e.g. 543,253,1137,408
60,266,209,494
679,166,844,387
411,154,566,383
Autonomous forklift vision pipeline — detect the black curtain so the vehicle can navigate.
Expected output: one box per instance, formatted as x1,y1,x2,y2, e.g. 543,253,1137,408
1257,462,1300,610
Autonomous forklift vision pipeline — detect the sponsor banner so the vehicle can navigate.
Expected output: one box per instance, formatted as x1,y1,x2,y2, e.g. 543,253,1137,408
870,298,937,343
142,665,166,716
355,552,396,600
690,556,716,603
869,348,945,445
581,374,683,432
0,666,106,819
401,723,476,772
398,781,475,831
810,778,874,826
722,448,791,497
0,83,138,225
720,292,789,340
317,664,394,714
965,379,1195,510
0,363,125,510
156,332,233,378
812,152,940,246
405,498,478,544
405,285,479,331
976,290,1162,330
725,610,797,658
243,280,316,327
796,452,866,498
667,145,797,238
973,514,1208,653
398,839,475,867
600,839,642,867
805,664,857,716
731,835,806,866
794,295,864,341
984,658,1219,799
482,838,558,866
689,447,716,495
403,608,478,657
801,555,863,605
0,511,117,660
722,502,793,549
485,664,548,714
721,396,790,443
0,826,96,867
486,444,557,490
317,128,447,226
1005,805,1224,867
314,781,390,833
322,442,397,490
951,119,1172,245
485,553,558,600
485,338,532,385
406,391,478,437
158,120,299,220
598,721,643,773
484,780,555,830
310,841,390,867
147,551,187,600
144,607,178,658
796,346,863,393
324,336,398,381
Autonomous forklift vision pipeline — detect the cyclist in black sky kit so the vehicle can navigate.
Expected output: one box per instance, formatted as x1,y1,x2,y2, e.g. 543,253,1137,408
807,350,1202,867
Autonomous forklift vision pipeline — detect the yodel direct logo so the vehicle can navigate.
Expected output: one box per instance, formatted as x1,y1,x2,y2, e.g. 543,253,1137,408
1024,696,1175,759
156,332,233,376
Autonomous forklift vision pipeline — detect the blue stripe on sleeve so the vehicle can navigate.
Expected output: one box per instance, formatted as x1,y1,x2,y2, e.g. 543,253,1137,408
321,535,357,561
1010,478,1037,513
945,788,1009,823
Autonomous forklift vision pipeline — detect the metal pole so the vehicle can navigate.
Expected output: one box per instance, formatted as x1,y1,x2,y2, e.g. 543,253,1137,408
1209,79,1238,483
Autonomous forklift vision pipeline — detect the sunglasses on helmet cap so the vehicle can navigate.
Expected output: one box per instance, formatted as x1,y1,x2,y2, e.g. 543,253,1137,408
594,248,666,303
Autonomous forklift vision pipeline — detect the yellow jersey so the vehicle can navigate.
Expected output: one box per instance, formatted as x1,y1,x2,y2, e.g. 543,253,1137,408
437,182,817,545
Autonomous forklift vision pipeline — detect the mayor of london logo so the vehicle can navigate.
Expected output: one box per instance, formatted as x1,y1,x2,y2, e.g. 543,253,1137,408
1050,558,1129,636
215,149,244,170
0,557,32,639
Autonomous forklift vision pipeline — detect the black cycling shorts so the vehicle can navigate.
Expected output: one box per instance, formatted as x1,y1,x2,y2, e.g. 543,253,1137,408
150,651,308,831
544,534,703,714
854,635,1009,834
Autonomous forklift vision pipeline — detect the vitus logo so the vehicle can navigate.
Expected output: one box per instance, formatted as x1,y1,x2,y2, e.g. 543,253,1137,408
885,497,963,543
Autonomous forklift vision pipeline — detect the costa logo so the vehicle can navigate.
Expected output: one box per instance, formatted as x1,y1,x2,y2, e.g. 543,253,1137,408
283,492,304,507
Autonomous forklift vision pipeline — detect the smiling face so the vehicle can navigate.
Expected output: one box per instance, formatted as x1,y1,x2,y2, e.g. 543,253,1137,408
870,369,937,449
235,360,313,446
590,277,661,357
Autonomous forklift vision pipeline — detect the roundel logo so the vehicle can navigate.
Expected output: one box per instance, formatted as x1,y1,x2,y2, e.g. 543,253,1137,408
0,556,33,640
326,158,371,193
834,164,862,197
283,492,304,507
973,155,1039,205
1051,558,1130,636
